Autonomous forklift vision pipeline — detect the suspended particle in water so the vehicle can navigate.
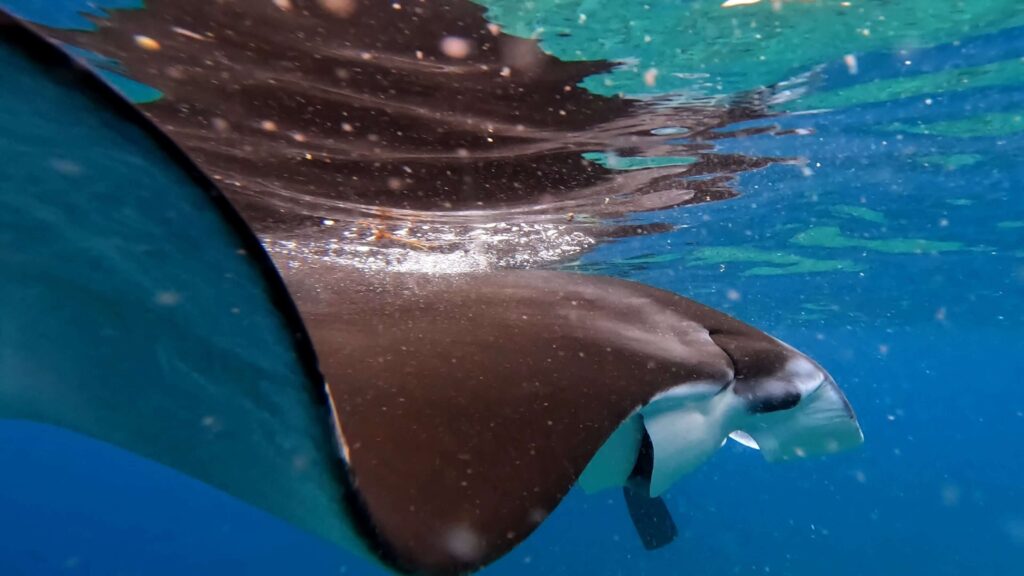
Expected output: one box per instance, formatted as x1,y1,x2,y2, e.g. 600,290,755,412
440,36,474,59
843,54,859,75
154,291,181,306
171,27,208,41
133,35,161,51
318,0,357,18
260,120,279,132
272,0,293,11
444,525,483,562
940,484,961,507
643,68,659,87
726,289,742,302
49,158,83,176
200,415,223,433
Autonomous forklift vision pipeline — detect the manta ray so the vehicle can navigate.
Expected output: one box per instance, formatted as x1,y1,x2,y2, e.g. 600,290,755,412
0,3,862,575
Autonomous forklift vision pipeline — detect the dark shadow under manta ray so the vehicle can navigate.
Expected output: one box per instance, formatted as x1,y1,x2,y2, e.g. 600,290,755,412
1,3,862,575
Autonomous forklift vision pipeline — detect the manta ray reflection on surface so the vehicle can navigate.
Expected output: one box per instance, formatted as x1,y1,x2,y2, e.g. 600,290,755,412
2,1,862,574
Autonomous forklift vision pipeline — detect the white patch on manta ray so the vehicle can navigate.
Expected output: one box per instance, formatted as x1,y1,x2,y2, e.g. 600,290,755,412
578,412,643,494
738,378,863,463
579,372,862,498
643,385,748,496
578,380,726,494
728,430,760,450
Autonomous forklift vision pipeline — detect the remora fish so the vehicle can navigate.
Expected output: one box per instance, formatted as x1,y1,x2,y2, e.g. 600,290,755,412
0,3,862,575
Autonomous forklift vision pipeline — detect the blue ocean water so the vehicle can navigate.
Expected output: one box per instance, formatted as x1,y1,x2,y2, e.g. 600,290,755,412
1,1,1023,575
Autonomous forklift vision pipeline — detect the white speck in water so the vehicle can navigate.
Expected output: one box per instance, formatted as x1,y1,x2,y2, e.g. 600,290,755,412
317,0,357,18
941,484,961,507
49,158,82,176
171,27,208,41
155,291,181,306
643,68,658,87
843,54,858,75
726,289,742,301
211,117,230,133
443,525,483,562
134,35,161,51
200,415,223,432
1006,519,1024,545
440,36,473,59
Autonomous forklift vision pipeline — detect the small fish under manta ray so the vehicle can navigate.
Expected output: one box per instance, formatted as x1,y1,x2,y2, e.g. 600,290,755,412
1,2,862,575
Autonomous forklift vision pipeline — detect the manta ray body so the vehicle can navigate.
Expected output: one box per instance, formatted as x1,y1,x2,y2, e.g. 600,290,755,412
0,4,862,575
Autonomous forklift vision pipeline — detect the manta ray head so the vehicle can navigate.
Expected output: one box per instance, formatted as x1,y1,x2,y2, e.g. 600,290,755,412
581,325,863,498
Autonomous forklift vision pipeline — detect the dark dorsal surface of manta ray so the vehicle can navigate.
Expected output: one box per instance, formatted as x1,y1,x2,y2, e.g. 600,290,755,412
3,2,863,575
289,264,862,573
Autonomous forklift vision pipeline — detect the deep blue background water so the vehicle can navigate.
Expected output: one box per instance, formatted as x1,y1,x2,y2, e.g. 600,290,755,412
1,1,1022,575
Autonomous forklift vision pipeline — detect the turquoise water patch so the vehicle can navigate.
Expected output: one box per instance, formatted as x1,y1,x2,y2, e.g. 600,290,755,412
0,0,142,30
688,246,865,276
788,56,1024,111
791,226,965,253
886,110,1024,138
481,0,1024,98
829,205,887,224
919,154,984,171
582,151,697,170
59,43,163,103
